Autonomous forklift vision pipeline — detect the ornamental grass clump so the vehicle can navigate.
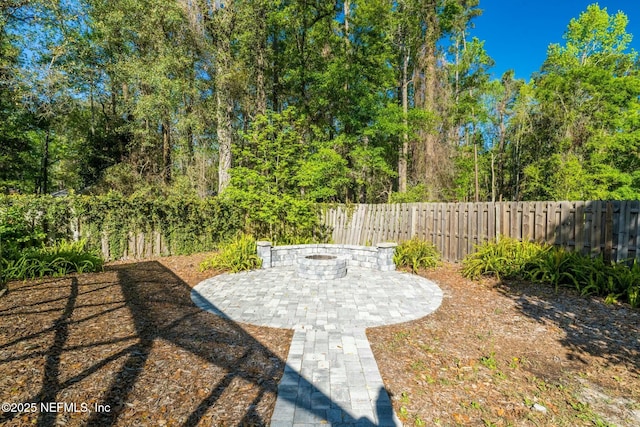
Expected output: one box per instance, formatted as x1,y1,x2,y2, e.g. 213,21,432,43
200,233,262,273
393,237,440,273
1,239,103,282
462,237,640,308
461,237,549,280
525,250,640,308
525,247,596,292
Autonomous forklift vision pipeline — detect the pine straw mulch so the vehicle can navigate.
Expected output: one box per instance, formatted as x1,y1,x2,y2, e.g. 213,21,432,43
368,264,640,426
0,254,292,426
0,254,639,426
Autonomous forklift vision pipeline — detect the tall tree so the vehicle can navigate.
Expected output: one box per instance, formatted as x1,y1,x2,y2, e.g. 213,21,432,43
1,0,512,202
411,0,439,189
0,1,38,193
484,70,523,201
520,4,640,200
211,1,236,193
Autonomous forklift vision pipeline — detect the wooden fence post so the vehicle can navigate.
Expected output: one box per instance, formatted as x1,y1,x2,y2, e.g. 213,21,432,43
604,201,613,263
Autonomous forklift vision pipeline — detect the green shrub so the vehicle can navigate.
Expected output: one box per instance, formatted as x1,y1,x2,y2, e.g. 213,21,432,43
222,185,329,245
602,261,640,308
0,199,48,260
389,184,429,203
2,239,103,282
200,234,262,273
525,248,591,292
393,237,440,273
525,250,640,305
461,237,549,280
462,237,640,308
272,235,325,246
628,285,640,309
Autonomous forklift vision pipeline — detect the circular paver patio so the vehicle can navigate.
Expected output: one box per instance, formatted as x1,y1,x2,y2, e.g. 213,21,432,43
191,266,443,330
192,266,444,426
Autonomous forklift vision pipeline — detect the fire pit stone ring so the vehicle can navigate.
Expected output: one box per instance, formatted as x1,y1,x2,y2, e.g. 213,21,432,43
296,254,347,280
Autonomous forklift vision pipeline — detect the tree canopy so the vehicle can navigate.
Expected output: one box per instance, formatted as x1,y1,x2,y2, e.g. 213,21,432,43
1,1,638,202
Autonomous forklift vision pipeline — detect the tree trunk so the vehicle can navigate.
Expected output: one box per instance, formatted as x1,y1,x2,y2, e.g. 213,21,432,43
185,100,194,169
497,117,506,198
40,127,51,195
215,3,234,194
496,89,508,200
411,0,438,188
256,46,266,116
474,136,479,202
422,40,438,182
89,75,96,140
491,152,496,202
271,34,280,112
255,2,267,116
216,89,233,194
162,121,171,184
398,48,410,193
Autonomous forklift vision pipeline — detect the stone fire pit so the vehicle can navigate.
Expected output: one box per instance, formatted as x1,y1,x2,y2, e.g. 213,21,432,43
256,242,397,273
296,254,347,280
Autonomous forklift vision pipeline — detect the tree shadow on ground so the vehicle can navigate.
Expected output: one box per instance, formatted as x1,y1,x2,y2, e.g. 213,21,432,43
495,278,640,377
0,261,397,426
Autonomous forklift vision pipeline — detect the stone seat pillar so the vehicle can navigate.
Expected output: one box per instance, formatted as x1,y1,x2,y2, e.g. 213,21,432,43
376,242,397,271
257,241,272,269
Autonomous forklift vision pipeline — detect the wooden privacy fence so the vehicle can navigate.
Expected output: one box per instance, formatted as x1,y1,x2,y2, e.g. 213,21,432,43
321,201,640,263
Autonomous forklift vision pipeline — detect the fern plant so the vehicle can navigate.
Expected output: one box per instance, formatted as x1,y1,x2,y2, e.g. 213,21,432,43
462,237,640,308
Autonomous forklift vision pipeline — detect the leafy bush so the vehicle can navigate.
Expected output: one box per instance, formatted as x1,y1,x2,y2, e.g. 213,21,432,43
462,237,549,280
0,198,49,260
462,238,640,308
628,285,640,308
2,240,103,282
222,184,329,245
389,184,430,203
605,261,640,308
394,237,440,273
200,234,262,273
223,108,334,244
272,235,322,246
525,248,591,292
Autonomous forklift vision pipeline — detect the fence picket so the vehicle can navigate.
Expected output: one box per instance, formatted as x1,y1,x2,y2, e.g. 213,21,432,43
575,201,585,255
620,201,629,262
510,202,518,240
466,203,473,257
605,202,614,262
560,201,571,248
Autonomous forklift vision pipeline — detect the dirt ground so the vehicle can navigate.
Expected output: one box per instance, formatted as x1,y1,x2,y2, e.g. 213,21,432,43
0,254,638,426
368,265,640,427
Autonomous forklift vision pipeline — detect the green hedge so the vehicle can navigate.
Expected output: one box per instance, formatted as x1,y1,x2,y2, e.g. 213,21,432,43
0,192,329,263
0,193,243,261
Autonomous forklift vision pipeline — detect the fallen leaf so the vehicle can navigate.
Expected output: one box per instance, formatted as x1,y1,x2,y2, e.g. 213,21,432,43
452,413,470,424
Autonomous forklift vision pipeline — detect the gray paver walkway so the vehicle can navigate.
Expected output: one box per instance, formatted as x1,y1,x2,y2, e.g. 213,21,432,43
192,266,443,426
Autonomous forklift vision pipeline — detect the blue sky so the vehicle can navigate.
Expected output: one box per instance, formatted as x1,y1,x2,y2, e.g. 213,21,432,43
472,1,640,80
